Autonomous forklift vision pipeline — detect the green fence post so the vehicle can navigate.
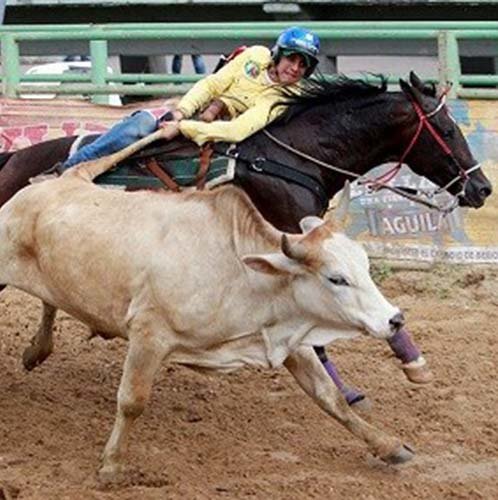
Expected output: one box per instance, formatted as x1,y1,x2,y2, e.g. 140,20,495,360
438,31,460,98
90,40,108,105
1,34,20,98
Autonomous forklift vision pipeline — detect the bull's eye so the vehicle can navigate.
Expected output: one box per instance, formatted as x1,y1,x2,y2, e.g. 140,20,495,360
327,275,349,286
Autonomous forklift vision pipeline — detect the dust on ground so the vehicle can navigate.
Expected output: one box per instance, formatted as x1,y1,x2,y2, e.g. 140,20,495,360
0,263,497,499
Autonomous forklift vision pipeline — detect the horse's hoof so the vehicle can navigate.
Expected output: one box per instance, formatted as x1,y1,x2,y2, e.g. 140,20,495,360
382,444,415,465
348,394,372,412
402,362,434,384
344,387,368,406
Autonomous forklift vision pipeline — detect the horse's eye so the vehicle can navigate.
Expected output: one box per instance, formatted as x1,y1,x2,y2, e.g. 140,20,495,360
442,129,455,140
327,275,349,286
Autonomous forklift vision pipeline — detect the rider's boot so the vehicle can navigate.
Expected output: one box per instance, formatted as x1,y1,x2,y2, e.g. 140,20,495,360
62,110,158,169
388,328,433,384
313,346,366,407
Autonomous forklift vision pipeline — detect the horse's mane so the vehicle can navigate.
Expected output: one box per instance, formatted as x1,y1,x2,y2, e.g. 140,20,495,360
274,74,388,124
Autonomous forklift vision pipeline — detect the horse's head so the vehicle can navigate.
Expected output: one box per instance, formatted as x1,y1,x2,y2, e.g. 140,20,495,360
397,72,492,208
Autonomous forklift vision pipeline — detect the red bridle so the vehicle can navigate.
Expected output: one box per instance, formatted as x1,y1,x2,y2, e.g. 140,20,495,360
364,91,477,194
262,89,482,213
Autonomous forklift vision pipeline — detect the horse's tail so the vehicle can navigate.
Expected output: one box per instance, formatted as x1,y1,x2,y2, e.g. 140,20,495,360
0,151,14,171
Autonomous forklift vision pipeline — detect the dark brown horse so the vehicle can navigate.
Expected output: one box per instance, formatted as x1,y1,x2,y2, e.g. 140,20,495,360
0,72,492,405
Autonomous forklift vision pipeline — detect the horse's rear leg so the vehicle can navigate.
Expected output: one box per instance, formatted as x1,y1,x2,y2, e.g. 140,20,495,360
22,301,57,371
313,346,368,408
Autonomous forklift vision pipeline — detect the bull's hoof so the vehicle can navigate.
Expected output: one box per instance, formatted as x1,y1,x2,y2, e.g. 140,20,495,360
402,362,434,384
98,463,125,485
22,344,51,371
383,444,415,465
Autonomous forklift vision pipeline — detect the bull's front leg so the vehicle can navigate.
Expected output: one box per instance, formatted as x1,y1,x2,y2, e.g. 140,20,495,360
100,326,172,481
284,345,415,464
22,301,57,370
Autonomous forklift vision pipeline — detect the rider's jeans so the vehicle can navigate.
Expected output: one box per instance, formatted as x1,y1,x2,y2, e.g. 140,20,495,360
62,110,157,169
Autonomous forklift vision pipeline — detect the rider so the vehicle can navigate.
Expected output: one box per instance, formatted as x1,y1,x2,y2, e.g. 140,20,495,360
62,26,320,168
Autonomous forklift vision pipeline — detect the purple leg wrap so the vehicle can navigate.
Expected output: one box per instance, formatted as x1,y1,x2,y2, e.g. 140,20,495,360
322,359,365,406
387,328,421,364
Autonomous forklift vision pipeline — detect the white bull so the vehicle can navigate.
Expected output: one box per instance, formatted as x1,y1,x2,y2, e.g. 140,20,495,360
0,132,413,479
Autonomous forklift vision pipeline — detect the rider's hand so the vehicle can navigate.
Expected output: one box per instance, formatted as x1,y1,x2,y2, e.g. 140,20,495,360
158,120,178,129
172,110,184,121
158,120,180,140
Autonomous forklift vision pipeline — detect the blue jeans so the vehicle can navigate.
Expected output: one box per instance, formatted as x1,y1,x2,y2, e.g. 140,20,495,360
63,110,158,169
172,54,206,75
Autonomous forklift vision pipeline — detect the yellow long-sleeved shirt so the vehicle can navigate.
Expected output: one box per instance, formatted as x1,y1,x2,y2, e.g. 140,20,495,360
177,46,296,145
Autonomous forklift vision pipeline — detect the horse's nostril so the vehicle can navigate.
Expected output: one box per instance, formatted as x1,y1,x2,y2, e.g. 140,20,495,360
480,186,492,198
389,312,405,331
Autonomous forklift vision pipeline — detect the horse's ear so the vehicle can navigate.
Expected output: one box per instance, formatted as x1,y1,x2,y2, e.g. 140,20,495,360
399,78,424,106
409,71,424,91
409,71,436,97
399,79,413,97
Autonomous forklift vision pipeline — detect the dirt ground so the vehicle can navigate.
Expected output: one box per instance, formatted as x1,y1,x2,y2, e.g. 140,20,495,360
0,263,497,499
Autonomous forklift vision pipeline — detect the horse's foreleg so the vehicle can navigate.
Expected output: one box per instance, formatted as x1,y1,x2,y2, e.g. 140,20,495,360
285,346,415,464
387,328,434,384
22,301,57,371
313,346,366,407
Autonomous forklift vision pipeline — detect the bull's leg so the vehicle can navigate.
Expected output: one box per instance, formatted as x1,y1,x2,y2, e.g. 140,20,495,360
22,301,57,371
387,328,433,384
285,346,414,464
100,328,172,480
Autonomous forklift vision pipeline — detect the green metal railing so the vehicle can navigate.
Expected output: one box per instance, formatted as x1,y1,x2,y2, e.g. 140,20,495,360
2,21,498,103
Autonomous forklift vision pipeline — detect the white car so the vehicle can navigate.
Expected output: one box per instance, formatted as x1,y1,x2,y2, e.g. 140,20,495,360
21,60,122,105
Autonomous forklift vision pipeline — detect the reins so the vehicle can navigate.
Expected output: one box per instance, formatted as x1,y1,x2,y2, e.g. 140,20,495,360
261,91,481,214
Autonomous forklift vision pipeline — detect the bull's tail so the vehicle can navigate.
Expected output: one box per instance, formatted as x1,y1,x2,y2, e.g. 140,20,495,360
62,128,169,183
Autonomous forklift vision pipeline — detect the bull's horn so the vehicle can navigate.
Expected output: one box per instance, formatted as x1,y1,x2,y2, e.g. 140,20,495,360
281,234,308,261
331,181,351,224
299,216,324,234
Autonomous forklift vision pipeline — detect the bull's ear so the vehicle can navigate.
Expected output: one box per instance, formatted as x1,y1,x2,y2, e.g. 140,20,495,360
299,216,323,234
242,254,303,276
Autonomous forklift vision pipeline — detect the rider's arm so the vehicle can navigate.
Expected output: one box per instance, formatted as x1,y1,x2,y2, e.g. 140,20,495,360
179,92,286,145
176,46,269,119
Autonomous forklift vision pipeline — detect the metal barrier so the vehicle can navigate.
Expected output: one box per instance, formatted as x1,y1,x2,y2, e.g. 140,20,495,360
2,21,498,103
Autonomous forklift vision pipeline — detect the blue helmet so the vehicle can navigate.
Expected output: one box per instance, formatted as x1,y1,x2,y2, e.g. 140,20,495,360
272,26,320,77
